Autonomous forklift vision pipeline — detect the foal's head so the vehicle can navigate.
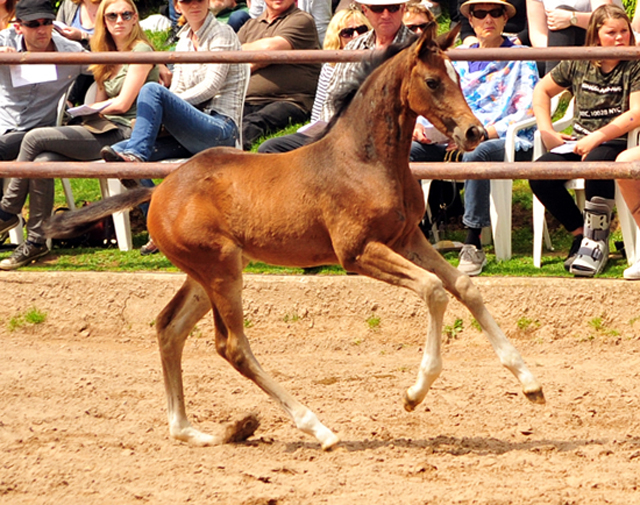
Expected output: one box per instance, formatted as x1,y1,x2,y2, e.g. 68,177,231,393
407,23,484,152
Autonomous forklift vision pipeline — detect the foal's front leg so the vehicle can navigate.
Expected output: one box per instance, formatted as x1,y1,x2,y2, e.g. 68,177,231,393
402,230,545,405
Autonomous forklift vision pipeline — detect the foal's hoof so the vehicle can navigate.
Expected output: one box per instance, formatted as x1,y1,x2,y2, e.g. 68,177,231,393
222,412,260,444
403,392,418,412
524,388,546,405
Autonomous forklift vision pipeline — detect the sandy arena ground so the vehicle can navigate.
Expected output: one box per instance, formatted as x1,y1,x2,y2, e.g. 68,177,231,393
1,271,639,504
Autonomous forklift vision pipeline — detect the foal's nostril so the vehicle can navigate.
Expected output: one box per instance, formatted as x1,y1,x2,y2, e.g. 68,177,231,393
466,125,484,144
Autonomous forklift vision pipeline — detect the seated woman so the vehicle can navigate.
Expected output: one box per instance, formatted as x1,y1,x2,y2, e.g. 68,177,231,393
613,148,640,279
410,0,539,276
0,0,159,270
101,0,249,254
258,5,372,153
530,4,640,277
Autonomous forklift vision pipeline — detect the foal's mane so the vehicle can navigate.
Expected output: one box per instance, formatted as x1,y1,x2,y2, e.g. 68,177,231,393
314,36,417,141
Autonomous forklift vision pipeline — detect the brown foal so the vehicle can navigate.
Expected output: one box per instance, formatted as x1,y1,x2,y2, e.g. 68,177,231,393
46,25,545,450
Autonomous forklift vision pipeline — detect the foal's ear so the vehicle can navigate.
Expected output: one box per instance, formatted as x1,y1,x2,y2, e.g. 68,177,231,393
435,23,461,51
414,21,439,57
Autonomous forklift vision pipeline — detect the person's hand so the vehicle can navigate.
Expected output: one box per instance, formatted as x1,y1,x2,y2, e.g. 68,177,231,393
56,25,87,42
546,8,572,31
158,65,172,88
540,129,573,151
574,131,606,158
412,123,429,143
0,46,17,53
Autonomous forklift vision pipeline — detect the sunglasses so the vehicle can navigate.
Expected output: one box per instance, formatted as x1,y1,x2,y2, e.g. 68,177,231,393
406,22,428,33
19,18,53,28
177,0,206,4
470,7,505,19
104,11,135,22
367,4,402,14
339,24,369,38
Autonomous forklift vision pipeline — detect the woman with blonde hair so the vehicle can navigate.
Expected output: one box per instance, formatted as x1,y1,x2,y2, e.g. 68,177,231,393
0,0,159,270
530,4,640,277
0,0,16,30
258,5,371,153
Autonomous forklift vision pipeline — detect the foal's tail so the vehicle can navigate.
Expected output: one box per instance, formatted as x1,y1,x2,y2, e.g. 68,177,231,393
43,186,155,239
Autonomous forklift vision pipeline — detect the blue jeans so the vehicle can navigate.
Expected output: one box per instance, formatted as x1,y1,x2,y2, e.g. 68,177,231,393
115,82,237,162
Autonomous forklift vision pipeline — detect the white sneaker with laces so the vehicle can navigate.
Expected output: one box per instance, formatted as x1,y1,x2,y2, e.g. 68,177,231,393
623,260,640,280
457,244,487,276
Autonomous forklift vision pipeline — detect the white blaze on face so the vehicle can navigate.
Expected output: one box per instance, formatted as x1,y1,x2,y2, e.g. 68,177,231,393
444,59,458,84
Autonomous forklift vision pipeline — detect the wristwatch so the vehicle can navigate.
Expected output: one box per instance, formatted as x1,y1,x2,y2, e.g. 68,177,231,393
570,11,578,26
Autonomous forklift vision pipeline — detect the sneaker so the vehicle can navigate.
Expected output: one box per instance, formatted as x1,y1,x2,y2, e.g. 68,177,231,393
0,214,19,235
457,244,487,276
0,241,49,270
624,260,640,280
564,234,583,272
140,238,159,256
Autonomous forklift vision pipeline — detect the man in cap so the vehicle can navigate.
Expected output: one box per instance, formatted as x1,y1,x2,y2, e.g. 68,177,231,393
0,0,85,268
410,0,538,275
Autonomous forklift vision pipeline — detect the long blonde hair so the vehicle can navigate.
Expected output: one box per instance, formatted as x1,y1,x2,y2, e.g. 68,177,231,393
0,0,16,30
323,6,371,52
89,0,151,85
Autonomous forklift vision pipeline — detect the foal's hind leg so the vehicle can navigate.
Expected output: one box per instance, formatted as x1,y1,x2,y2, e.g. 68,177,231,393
200,256,340,450
156,277,259,446
401,230,545,407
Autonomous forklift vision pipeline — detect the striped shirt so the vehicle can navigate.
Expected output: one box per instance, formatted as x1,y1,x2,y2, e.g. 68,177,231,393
171,12,249,128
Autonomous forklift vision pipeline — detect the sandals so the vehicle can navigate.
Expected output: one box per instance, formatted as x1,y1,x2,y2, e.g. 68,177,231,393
570,197,612,277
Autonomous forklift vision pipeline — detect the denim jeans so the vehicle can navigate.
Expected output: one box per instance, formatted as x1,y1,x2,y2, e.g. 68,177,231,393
116,82,237,162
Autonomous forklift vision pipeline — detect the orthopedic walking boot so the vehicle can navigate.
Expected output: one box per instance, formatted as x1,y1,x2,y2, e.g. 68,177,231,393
570,197,613,277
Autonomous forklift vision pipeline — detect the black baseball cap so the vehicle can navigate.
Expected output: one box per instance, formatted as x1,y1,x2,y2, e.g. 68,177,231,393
16,0,56,22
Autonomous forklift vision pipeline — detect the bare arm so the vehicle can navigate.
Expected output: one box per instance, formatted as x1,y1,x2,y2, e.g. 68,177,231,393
533,73,571,150
527,0,547,47
92,63,154,114
242,36,292,71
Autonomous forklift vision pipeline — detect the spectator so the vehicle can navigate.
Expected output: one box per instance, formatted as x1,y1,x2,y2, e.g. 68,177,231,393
320,0,414,123
0,0,159,270
0,0,85,210
403,0,435,35
56,0,100,46
530,4,640,277
238,0,322,150
458,0,528,44
410,0,538,276
614,148,640,279
0,0,16,30
248,0,332,44
527,0,618,75
258,5,371,153
210,0,251,32
101,0,249,255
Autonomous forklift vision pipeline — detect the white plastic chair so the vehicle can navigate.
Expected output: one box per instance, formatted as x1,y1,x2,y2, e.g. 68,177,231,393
531,99,640,267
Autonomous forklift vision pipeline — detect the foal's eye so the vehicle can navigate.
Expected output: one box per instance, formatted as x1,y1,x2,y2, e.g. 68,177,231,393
425,78,439,90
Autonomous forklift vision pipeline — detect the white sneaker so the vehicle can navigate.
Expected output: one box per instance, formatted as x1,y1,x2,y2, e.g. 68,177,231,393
458,244,486,276
624,260,640,280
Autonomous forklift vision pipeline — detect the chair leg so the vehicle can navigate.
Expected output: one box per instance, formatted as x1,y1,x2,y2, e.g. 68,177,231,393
8,214,24,246
489,179,512,261
615,183,638,266
421,180,440,243
61,179,76,211
532,194,548,268
100,179,133,252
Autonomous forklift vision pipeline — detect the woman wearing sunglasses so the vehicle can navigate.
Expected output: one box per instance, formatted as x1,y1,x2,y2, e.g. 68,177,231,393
258,6,371,153
0,0,159,270
402,0,435,35
101,0,248,255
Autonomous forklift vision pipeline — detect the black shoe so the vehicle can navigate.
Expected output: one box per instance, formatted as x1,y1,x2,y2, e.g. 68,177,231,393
0,214,19,235
564,234,583,272
100,145,123,162
0,241,49,270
